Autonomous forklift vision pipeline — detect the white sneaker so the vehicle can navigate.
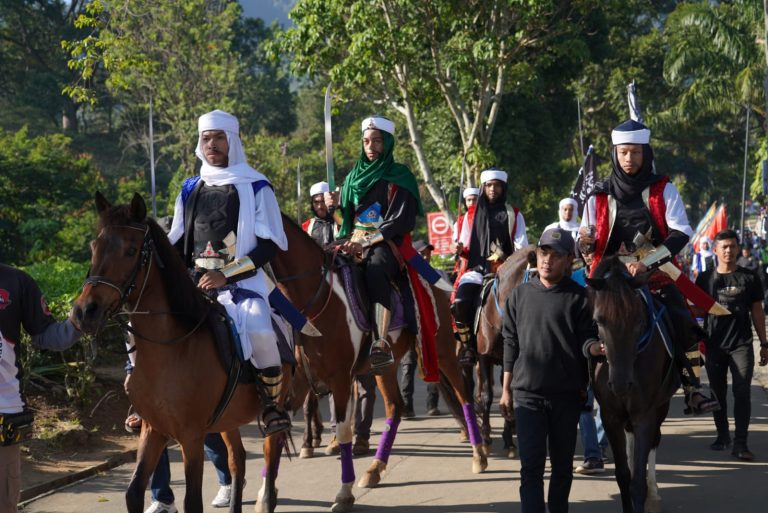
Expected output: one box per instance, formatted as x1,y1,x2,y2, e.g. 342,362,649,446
211,484,232,508
144,501,178,513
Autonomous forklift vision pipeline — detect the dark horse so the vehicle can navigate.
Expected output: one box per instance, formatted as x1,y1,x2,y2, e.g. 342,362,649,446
473,246,536,457
266,214,487,512
71,193,284,513
586,256,680,513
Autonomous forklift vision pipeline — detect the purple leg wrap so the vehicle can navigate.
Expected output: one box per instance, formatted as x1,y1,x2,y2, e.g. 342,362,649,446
462,403,481,446
340,442,355,483
374,417,400,463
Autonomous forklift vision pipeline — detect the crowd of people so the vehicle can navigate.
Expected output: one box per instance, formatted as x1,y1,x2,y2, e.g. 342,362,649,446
2,109,767,513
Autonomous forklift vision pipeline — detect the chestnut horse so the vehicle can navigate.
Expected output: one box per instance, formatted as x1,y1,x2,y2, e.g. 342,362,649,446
71,193,282,513
586,256,680,513
472,245,535,457
265,214,487,512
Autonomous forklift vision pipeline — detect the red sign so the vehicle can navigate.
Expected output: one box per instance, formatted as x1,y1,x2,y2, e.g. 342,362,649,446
427,212,453,255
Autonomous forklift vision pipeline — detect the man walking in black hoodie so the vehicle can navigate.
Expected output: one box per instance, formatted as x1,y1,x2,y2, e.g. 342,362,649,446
500,228,598,513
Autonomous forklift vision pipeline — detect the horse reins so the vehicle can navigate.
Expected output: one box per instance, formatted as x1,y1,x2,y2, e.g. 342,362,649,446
276,246,340,321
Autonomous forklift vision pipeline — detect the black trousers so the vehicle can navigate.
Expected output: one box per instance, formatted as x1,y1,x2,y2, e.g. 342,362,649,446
705,344,754,445
365,243,400,309
453,281,482,328
514,394,582,513
399,348,439,410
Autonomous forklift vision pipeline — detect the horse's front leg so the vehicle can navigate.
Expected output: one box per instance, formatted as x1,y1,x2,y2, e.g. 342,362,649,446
256,433,284,513
631,421,660,513
358,368,402,489
331,382,355,513
300,392,318,458
179,435,206,513
602,414,633,513
126,425,168,513
220,429,245,513
479,355,494,454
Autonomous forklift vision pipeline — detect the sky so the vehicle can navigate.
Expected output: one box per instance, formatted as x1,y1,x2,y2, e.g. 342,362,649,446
240,0,296,26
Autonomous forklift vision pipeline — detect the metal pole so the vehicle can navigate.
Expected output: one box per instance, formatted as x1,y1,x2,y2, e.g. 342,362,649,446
149,94,157,218
577,96,584,156
740,105,751,239
296,158,302,224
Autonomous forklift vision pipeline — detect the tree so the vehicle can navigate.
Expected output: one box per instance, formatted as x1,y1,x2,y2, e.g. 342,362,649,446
63,0,244,184
278,0,591,220
0,0,89,132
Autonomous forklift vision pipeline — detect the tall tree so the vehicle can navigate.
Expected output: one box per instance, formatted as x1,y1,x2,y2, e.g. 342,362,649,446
279,0,590,220
63,0,244,183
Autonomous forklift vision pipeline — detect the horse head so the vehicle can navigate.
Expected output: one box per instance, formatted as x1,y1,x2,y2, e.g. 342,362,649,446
586,256,650,398
476,245,536,355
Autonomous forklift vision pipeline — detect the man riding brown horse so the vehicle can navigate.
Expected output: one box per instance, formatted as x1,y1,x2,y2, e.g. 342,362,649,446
166,109,291,435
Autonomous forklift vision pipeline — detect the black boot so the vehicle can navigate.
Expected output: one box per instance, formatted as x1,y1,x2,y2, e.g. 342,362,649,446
260,366,291,436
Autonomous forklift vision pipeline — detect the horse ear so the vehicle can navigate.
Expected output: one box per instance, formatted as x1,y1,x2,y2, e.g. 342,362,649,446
95,191,111,214
130,193,147,222
585,277,605,290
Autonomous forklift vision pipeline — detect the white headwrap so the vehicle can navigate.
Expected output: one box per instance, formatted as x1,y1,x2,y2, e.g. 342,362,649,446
361,116,395,135
557,197,580,231
463,187,480,199
480,169,508,184
309,181,329,197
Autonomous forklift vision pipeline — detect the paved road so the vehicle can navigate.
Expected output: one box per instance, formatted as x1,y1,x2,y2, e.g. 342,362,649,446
21,344,768,513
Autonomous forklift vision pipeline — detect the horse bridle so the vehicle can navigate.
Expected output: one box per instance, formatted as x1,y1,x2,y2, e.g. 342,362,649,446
275,246,339,321
84,223,154,315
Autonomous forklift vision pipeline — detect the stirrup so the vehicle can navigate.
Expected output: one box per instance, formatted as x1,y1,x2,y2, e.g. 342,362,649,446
369,339,394,371
262,405,292,436
685,391,721,416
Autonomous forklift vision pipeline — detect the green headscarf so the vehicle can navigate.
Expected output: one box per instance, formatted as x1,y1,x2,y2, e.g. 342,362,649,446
338,131,424,237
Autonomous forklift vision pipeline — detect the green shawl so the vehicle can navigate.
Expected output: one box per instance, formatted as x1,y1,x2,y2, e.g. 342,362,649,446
338,131,423,237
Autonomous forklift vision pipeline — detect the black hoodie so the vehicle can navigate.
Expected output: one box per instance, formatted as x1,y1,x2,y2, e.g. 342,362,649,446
502,275,597,399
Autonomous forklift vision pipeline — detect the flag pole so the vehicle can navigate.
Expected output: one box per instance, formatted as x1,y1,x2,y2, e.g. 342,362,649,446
296,158,302,225
577,95,584,156
148,94,157,218
740,105,751,239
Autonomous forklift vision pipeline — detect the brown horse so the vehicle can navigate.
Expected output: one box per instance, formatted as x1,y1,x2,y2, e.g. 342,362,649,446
264,214,487,512
472,245,535,457
586,256,680,513
70,193,286,513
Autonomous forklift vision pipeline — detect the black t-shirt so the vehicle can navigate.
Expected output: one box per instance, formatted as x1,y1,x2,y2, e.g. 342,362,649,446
696,267,763,352
0,264,54,344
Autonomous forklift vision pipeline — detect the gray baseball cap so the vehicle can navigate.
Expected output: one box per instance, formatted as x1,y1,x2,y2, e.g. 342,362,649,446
537,228,575,256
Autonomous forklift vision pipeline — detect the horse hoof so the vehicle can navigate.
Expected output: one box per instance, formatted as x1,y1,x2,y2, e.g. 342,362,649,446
313,437,322,449
472,453,488,474
331,496,355,512
254,499,269,513
357,460,386,488
645,497,662,513
300,447,314,459
506,446,518,459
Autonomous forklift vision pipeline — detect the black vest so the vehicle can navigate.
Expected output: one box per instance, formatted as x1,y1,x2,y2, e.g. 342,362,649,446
183,182,239,267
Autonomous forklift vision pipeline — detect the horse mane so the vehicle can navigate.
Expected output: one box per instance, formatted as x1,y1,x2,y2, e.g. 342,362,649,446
588,255,637,323
279,212,326,256
98,204,209,327
496,244,536,290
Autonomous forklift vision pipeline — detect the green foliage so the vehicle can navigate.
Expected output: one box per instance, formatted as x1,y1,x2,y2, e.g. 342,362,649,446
20,259,97,404
0,127,100,264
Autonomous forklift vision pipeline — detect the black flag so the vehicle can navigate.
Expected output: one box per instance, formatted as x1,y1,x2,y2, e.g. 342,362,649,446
570,145,596,215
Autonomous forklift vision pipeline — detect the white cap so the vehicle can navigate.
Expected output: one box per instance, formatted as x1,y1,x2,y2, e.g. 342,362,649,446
480,169,508,184
463,187,480,199
611,119,651,145
361,116,395,135
309,181,329,197
198,109,239,134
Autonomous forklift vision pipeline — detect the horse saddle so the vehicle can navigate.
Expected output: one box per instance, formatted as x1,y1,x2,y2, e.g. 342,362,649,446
472,273,499,337
334,253,414,334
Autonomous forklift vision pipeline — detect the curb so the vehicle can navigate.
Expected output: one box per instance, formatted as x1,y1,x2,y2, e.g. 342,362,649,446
20,449,136,505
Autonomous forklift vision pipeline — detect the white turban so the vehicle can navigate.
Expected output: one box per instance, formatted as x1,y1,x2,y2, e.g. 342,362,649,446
194,110,262,186
480,169,508,184
559,198,578,210
361,116,395,135
309,181,329,197
463,187,480,199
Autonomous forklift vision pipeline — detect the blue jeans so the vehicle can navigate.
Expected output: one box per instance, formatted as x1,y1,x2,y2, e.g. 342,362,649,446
578,386,607,460
515,394,582,513
151,433,230,503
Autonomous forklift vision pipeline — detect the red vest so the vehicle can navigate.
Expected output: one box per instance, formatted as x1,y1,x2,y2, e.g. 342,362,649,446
590,177,669,278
